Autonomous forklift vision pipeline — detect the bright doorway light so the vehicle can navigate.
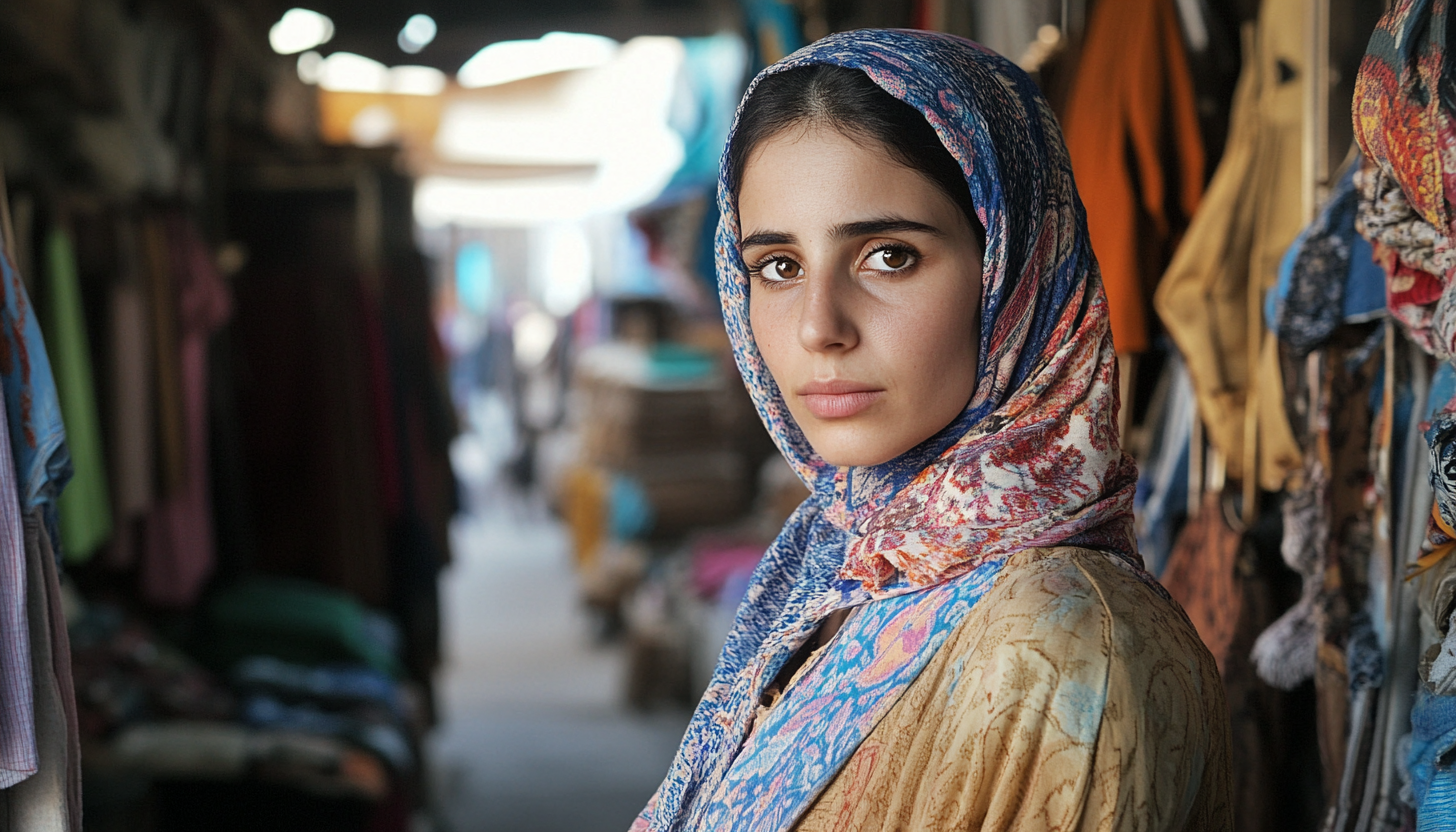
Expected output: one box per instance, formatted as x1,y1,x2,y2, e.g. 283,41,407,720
317,52,390,92
311,55,446,96
536,225,593,316
269,8,334,55
398,14,438,54
420,36,686,227
389,65,447,96
457,32,618,88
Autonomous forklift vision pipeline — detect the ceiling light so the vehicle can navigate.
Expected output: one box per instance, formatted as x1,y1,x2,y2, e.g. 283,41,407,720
296,50,324,84
269,8,334,55
457,32,617,89
398,14,437,54
349,105,399,147
317,52,390,93
389,65,447,96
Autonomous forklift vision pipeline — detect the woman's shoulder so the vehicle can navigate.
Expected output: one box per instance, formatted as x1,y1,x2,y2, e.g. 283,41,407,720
866,547,1229,831
973,545,1165,618
951,545,1214,679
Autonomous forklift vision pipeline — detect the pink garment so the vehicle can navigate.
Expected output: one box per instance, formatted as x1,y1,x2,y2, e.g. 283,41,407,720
690,541,764,601
141,218,231,608
110,267,154,522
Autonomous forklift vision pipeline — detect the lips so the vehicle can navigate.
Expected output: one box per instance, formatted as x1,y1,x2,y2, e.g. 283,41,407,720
797,380,885,419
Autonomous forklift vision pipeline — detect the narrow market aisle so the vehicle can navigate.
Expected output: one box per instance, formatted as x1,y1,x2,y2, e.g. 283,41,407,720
430,487,689,832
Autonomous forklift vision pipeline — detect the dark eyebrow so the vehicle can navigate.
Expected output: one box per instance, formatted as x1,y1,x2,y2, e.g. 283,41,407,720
739,231,796,249
739,217,944,250
831,217,944,239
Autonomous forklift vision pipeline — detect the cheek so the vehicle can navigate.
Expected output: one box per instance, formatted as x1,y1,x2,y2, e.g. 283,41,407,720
885,312,973,380
748,293,792,376
879,277,979,395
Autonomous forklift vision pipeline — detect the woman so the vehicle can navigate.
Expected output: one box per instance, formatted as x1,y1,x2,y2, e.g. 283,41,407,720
635,29,1231,832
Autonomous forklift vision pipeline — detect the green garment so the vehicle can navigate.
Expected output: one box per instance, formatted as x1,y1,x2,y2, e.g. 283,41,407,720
46,228,112,562
204,579,402,677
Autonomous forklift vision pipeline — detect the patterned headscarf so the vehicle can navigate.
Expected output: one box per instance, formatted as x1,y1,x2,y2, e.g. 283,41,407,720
635,29,1138,831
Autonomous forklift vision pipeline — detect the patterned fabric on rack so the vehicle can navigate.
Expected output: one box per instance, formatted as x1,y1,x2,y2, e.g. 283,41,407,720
1356,166,1456,360
635,28,1144,832
0,211,69,514
1354,0,1456,364
1352,0,1456,695
1409,688,1456,828
1353,0,1456,239
1266,158,1388,357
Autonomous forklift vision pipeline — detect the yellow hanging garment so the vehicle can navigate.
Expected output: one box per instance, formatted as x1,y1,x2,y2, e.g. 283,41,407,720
1154,0,1305,494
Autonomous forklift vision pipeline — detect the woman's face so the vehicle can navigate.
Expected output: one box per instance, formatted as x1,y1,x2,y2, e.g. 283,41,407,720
739,124,984,468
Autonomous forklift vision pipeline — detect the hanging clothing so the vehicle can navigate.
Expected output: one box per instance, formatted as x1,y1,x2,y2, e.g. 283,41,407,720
1133,353,1196,576
1357,333,1426,832
1154,0,1306,493
106,217,153,541
0,189,34,792
1410,687,1456,829
0,218,68,521
967,0,1059,67
635,29,1229,832
140,215,187,499
0,512,81,832
1355,18,1456,781
1061,0,1205,354
1253,198,1388,697
1354,0,1456,248
0,362,32,791
1354,0,1456,373
231,262,388,607
140,217,231,608
43,227,110,563
1265,156,1389,354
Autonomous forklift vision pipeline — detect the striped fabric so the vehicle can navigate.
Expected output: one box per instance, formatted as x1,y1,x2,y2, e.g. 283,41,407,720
0,366,34,788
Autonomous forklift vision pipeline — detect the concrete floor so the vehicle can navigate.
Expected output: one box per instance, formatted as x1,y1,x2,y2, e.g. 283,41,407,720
429,498,690,832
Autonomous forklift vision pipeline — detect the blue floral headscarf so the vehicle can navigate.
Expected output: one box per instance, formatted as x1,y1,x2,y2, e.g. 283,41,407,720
635,28,1139,831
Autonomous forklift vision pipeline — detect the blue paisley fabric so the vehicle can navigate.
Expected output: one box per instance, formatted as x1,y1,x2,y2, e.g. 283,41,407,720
693,559,1006,832
633,29,1143,831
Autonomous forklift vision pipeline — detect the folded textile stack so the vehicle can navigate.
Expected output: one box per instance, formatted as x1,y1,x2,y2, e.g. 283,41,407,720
72,580,426,830
573,341,755,537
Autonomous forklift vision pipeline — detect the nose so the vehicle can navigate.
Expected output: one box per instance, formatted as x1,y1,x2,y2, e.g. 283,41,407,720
797,270,858,354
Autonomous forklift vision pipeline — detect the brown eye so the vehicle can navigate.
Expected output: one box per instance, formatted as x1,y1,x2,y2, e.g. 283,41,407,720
766,258,802,281
865,246,915,272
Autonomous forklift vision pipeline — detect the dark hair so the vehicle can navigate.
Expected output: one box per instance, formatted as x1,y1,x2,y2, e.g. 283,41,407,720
728,64,984,244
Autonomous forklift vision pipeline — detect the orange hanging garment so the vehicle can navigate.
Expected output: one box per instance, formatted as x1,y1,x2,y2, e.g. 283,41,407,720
1061,0,1206,355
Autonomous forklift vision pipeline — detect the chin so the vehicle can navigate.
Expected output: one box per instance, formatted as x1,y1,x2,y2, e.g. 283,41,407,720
804,428,912,468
